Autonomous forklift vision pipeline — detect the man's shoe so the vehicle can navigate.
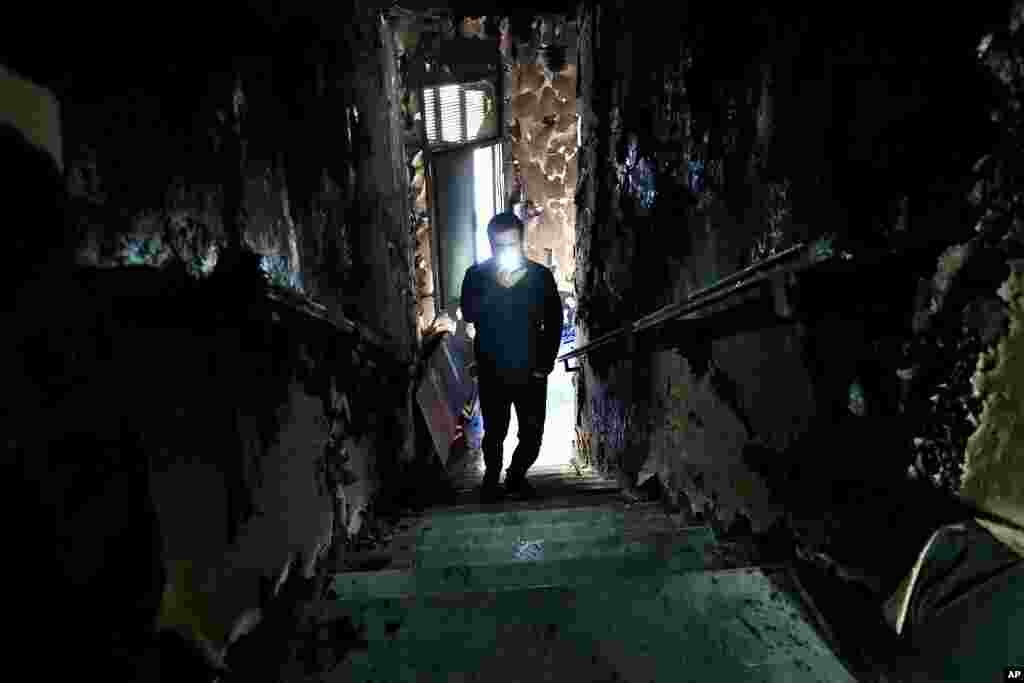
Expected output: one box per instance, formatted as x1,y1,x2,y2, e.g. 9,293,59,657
480,480,505,504
504,476,537,500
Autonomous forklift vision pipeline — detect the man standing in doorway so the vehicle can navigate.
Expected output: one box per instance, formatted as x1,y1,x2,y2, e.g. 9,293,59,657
461,212,564,503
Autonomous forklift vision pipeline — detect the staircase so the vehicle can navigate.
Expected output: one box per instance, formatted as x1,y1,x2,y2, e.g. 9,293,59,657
325,462,857,682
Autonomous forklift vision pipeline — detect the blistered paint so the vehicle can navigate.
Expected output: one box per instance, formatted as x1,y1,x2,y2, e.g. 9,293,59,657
962,270,1024,539
589,381,637,464
640,351,783,532
621,136,657,210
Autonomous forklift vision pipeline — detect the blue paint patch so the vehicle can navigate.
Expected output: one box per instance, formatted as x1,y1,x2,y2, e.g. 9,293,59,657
591,391,631,453
687,160,705,194
260,253,303,291
122,236,163,265
623,138,658,210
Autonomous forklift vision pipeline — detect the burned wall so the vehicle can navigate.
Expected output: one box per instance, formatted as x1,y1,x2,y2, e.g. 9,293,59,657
13,4,418,364
4,3,422,676
20,261,411,676
18,0,421,498
953,5,1024,545
390,8,499,333
573,0,1005,537
506,15,579,292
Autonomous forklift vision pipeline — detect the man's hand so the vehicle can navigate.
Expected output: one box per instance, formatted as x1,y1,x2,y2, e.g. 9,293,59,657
496,265,527,288
429,313,457,336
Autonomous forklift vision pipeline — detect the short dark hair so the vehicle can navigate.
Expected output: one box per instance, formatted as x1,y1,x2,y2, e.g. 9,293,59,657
486,212,524,242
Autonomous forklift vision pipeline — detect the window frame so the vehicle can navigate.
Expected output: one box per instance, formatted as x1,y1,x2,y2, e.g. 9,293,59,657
422,78,500,151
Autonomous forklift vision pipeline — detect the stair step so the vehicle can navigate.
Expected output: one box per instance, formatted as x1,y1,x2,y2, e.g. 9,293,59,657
332,568,414,601
415,528,713,570
451,480,612,493
421,498,663,531
418,515,678,550
340,505,682,572
435,491,628,510
415,512,682,555
331,540,716,602
419,508,632,540
328,565,857,683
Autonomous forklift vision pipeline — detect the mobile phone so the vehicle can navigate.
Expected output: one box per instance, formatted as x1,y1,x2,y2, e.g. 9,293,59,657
498,251,522,271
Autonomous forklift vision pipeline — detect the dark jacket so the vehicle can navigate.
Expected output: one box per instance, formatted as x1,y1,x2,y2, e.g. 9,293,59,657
460,257,563,381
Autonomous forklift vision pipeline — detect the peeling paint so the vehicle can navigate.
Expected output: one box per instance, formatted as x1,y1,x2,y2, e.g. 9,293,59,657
962,270,1024,534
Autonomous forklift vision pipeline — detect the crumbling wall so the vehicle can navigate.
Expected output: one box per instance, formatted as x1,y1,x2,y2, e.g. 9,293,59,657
507,17,578,291
7,236,410,679
390,8,495,333
145,289,408,657
568,9,1017,672
411,151,436,332
4,4,421,676
573,0,1000,535
49,9,416,366
48,0,418,505
389,9,444,335
963,269,1024,534
958,5,1024,543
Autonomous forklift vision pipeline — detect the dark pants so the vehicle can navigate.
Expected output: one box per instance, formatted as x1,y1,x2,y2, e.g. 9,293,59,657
478,369,548,484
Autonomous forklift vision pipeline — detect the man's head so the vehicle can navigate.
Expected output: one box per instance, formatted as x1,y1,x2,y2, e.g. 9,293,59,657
487,212,525,270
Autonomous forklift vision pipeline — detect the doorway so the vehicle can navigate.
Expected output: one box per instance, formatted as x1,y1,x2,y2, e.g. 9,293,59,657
433,140,504,316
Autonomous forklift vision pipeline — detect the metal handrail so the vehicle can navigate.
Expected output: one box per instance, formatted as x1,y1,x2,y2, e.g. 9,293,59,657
556,241,832,370
265,289,412,378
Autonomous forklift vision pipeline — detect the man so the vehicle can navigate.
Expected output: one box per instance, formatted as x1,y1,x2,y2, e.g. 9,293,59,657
461,212,563,503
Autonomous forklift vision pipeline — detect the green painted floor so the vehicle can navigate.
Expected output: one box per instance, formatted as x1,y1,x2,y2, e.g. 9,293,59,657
326,499,857,682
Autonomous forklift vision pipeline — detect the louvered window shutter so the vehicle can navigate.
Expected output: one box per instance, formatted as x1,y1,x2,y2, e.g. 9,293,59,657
422,79,497,149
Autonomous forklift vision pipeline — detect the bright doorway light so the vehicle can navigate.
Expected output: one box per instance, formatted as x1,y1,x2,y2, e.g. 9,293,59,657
474,145,496,263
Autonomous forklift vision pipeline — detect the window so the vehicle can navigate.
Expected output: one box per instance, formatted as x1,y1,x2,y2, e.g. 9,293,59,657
422,79,498,149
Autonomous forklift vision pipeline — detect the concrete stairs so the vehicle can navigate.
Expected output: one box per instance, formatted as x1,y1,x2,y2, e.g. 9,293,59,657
325,486,858,682
447,461,622,504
